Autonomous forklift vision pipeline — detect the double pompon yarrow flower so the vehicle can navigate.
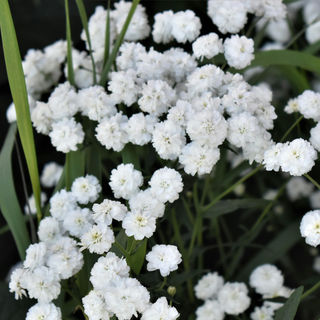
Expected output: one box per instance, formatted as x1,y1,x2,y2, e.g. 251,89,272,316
3,0,320,319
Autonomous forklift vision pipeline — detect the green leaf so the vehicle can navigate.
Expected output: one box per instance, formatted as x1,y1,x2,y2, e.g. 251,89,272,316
65,0,75,86
121,143,141,170
65,148,85,191
103,0,111,68
248,50,320,75
203,199,273,219
169,269,205,286
277,65,310,93
99,0,140,86
75,0,97,84
0,0,42,221
86,144,101,183
236,221,301,282
303,39,320,54
274,286,304,320
0,123,30,260
126,237,147,275
111,229,127,258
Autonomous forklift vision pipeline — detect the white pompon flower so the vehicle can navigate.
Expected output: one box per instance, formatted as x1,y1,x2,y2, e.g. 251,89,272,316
224,35,254,69
297,90,320,122
9,268,27,300
218,282,251,315
49,189,77,221
71,175,101,204
38,217,61,243
90,252,130,290
40,162,63,188
141,297,179,320
24,242,47,270
192,33,224,61
109,163,143,200
49,117,84,153
63,207,93,238
149,167,183,203
279,138,317,176
284,98,299,114
249,264,284,296
171,10,202,44
300,210,320,247
146,244,182,277
79,223,115,254
196,300,225,320
310,122,320,152
152,11,174,44
26,303,62,320
250,306,274,320
92,199,127,225
122,210,156,240
104,277,150,320
194,272,224,300
83,290,111,320
262,143,284,172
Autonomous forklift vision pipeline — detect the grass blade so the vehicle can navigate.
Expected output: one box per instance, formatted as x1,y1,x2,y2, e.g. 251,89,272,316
65,148,85,191
0,0,42,222
0,123,31,260
65,0,75,86
103,0,111,68
75,0,97,84
99,0,140,87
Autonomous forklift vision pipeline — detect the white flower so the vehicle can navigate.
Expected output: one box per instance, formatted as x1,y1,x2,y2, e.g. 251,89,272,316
297,90,320,122
306,21,320,44
95,112,129,152
26,303,62,320
83,290,111,320
9,268,27,300
129,189,165,219
116,42,146,71
310,122,320,152
104,277,150,320
49,117,84,153
122,210,156,240
24,242,47,270
224,35,254,69
250,306,274,320
149,167,183,203
22,266,61,303
286,177,314,201
218,282,251,315
179,143,220,176
249,264,284,296
49,189,77,221
284,98,299,114
194,272,224,300
192,33,224,61
152,120,186,160
310,190,320,209
90,253,130,290
152,11,174,44
171,10,202,44
79,223,115,254
40,162,63,188
146,244,182,277
71,175,101,204
279,138,317,176
63,207,93,238
109,163,143,200
262,143,284,172
38,217,61,243
24,192,47,215
141,297,179,320
208,1,248,34
300,210,320,247
196,300,225,320
92,199,127,225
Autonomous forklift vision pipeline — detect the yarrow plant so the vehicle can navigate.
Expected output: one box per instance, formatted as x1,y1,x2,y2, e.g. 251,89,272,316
2,0,320,319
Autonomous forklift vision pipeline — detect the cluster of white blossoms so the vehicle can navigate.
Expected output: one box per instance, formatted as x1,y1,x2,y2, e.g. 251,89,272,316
300,210,320,247
195,272,251,319
249,264,294,319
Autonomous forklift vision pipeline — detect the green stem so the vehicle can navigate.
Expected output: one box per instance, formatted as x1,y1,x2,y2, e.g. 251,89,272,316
304,173,320,191
114,240,128,259
213,219,227,272
203,164,263,213
65,0,75,86
300,279,320,300
280,115,303,142
246,16,262,38
64,287,89,320
171,210,195,303
200,175,211,206
182,197,195,225
155,277,167,291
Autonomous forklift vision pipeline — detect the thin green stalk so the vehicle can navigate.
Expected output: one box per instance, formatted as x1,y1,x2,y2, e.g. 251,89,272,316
99,0,140,86
103,0,111,68
182,197,195,225
171,210,195,303
304,174,320,191
64,287,89,320
75,0,97,84
203,164,263,213
65,0,75,86
300,279,320,300
246,16,263,38
200,175,211,206
155,277,167,291
15,139,37,242
213,219,227,272
280,115,303,142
